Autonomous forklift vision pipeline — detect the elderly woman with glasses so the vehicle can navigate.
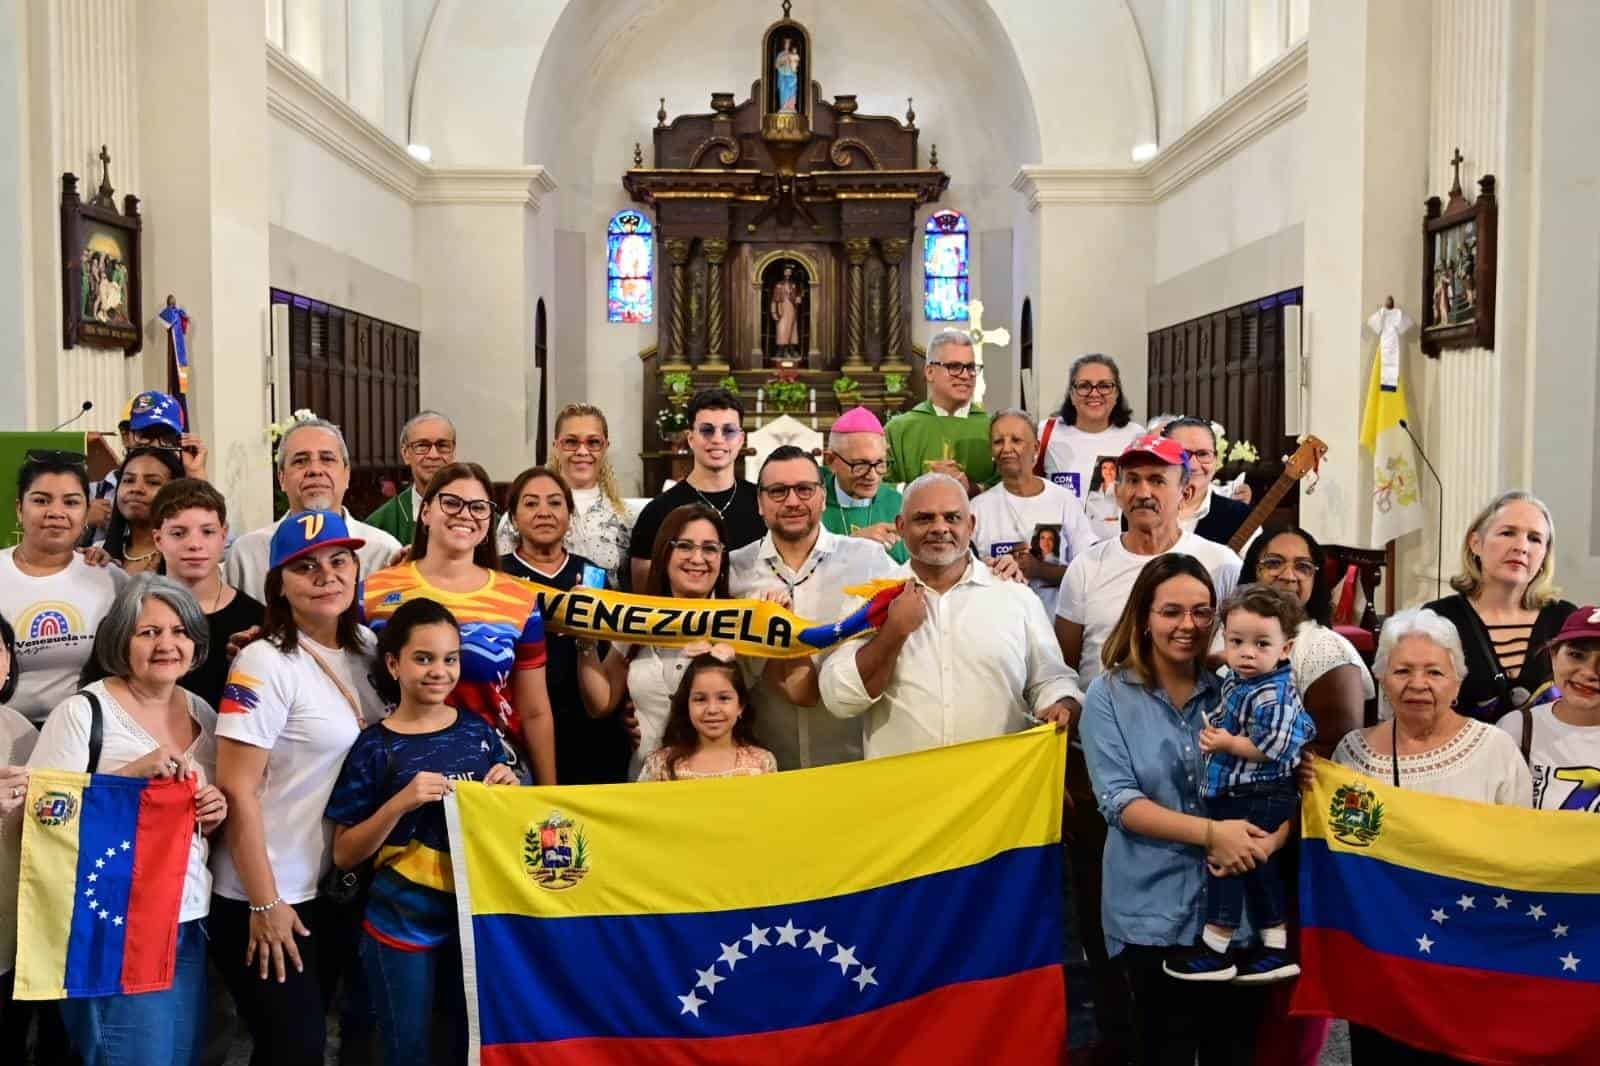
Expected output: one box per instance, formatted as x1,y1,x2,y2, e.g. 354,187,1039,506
579,503,732,778
365,462,556,785
29,575,227,1066
1036,353,1145,507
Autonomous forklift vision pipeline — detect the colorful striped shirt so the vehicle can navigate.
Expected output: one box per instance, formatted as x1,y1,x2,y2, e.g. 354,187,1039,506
363,564,547,774
1203,663,1315,798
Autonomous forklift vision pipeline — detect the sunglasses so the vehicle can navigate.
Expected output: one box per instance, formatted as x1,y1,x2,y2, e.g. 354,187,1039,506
24,449,88,466
694,424,744,442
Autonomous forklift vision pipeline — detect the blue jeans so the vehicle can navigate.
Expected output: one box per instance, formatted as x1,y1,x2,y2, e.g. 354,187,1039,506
360,929,467,1066
59,918,207,1066
1204,780,1297,933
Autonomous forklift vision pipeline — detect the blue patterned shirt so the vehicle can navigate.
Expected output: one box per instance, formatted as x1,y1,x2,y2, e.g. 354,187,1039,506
1203,663,1315,798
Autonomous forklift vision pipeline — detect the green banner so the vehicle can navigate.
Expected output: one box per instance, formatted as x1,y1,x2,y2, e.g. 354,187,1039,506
0,432,89,548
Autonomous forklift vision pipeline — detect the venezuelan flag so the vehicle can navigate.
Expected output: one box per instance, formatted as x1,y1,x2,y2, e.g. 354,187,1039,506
1295,759,1600,1065
15,770,196,1000
446,727,1067,1064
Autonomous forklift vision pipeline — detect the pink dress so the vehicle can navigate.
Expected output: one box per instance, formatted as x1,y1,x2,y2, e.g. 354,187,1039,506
637,745,778,781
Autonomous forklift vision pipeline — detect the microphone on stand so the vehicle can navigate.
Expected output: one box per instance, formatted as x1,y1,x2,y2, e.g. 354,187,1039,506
1398,418,1443,599
50,400,94,431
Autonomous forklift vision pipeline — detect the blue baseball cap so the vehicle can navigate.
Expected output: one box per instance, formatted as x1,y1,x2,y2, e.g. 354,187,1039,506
269,509,366,570
127,391,185,435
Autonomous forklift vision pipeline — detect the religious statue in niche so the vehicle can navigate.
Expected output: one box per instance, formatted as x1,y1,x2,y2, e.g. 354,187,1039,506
773,37,801,113
764,260,808,364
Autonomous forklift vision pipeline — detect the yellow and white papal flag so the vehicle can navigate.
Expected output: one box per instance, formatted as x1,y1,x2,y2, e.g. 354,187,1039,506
1360,306,1425,545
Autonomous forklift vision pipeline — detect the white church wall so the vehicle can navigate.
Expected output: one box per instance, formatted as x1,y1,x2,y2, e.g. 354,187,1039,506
0,0,35,427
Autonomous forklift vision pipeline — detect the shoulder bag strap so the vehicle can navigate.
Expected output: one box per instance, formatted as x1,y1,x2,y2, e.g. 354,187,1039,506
1519,706,1534,766
1454,597,1517,712
1032,417,1056,478
299,641,369,731
83,690,104,774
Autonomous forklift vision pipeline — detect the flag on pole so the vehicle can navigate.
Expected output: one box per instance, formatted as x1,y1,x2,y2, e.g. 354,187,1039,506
445,727,1068,1065
1294,759,1600,1064
1360,306,1424,545
15,770,197,1000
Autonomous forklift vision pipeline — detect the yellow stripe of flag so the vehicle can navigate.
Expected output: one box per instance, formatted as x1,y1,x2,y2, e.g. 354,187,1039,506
16,770,90,1000
1303,758,1600,894
454,726,1065,918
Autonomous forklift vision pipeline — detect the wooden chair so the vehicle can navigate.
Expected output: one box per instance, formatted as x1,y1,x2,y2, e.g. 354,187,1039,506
1322,543,1394,660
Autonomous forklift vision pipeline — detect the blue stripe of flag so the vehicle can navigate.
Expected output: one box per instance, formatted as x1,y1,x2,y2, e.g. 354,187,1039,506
472,843,1063,1046
62,775,146,996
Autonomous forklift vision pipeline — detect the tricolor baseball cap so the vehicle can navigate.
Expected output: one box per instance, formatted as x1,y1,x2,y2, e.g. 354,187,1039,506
127,390,185,435
1118,433,1189,468
269,509,366,570
1553,605,1600,645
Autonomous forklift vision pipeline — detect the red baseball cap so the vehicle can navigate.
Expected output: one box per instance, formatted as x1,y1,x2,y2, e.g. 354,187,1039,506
1118,433,1188,468
1553,605,1600,645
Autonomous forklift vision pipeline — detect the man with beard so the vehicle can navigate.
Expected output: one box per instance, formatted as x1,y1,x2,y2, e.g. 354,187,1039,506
730,446,900,769
365,410,457,545
818,472,1080,759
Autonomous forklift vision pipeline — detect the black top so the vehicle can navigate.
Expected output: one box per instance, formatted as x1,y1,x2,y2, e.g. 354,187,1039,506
1423,593,1575,723
501,551,630,785
185,590,265,711
1193,493,1253,548
627,479,765,562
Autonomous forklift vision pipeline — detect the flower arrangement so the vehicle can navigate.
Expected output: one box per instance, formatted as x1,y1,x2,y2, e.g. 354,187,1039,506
833,375,861,401
882,372,906,394
265,408,319,451
766,378,809,412
655,406,689,443
1213,426,1260,466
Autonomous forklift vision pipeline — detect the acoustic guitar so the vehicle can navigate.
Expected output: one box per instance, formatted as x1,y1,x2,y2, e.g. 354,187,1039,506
1226,435,1328,554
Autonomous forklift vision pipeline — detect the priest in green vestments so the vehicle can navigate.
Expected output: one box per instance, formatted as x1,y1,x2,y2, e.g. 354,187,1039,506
884,330,995,492
364,410,457,545
822,406,908,564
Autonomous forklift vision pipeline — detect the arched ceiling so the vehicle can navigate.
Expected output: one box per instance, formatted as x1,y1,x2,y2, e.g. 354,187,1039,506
409,0,1157,174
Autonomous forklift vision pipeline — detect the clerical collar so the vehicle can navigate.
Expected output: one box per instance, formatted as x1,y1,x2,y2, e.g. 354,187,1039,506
930,400,972,418
835,478,873,510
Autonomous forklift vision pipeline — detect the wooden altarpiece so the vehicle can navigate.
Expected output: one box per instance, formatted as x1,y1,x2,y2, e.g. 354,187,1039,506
623,2,948,487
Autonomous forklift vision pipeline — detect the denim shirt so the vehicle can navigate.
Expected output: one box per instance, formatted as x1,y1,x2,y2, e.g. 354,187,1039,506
1080,667,1222,958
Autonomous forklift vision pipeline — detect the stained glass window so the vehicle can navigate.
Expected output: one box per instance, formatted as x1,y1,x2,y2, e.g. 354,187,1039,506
923,210,969,321
607,210,654,324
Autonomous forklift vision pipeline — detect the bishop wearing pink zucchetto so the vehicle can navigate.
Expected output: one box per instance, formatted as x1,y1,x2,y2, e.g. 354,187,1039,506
821,407,907,563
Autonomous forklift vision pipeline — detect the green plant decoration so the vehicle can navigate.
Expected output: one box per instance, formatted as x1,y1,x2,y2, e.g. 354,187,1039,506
719,374,739,392
882,372,906,394
662,371,693,405
767,379,809,412
833,375,861,399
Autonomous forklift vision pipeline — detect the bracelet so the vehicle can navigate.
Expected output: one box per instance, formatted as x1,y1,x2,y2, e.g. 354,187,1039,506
248,897,283,914
1204,821,1214,851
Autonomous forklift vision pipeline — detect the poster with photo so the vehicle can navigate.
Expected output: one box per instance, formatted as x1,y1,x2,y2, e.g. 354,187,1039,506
1084,454,1122,539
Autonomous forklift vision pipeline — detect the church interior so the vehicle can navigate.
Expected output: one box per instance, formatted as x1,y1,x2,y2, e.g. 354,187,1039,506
2,0,1597,609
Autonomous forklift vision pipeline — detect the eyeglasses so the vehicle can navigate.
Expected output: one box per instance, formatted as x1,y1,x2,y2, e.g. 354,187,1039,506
760,481,821,503
1187,449,1218,463
1072,381,1117,396
928,361,982,379
433,492,494,521
668,539,724,559
1258,555,1319,579
285,551,356,579
24,449,88,466
404,438,456,456
695,424,744,442
1152,605,1217,625
839,458,888,477
556,435,607,453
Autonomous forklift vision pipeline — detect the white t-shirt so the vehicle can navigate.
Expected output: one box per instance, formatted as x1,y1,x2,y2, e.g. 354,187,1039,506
1055,531,1242,685
620,643,692,780
0,549,127,723
1037,418,1144,503
970,480,1097,618
0,705,39,975
1495,705,1600,812
29,681,217,921
210,630,386,904
223,512,401,603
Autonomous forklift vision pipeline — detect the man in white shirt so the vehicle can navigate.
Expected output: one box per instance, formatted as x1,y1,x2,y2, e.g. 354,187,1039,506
818,473,1081,760
1054,433,1242,688
224,419,402,600
730,446,900,769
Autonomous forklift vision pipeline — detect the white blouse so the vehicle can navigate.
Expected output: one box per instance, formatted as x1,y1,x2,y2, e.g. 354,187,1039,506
1291,622,1376,700
1332,717,1531,806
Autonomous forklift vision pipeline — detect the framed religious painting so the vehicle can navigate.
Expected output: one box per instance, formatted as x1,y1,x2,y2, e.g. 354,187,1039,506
1421,152,1496,356
61,149,144,354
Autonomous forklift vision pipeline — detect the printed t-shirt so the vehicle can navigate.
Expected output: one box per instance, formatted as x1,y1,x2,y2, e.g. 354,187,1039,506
1495,705,1600,812
212,631,386,904
363,564,548,776
0,549,126,722
1036,418,1144,503
325,711,509,949
970,480,1096,617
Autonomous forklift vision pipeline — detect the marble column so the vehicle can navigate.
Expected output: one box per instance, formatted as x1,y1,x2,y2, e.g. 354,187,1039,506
878,237,910,371
843,237,872,370
663,238,693,369
701,238,729,371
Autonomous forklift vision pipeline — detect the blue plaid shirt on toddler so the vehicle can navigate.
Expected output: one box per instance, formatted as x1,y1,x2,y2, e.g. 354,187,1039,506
1202,662,1315,799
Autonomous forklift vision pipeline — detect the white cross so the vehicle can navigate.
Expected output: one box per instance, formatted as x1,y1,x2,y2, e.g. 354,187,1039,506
962,300,1010,407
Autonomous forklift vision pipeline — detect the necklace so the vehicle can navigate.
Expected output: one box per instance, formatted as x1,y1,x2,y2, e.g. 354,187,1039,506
688,482,737,517
122,546,159,565
766,551,825,593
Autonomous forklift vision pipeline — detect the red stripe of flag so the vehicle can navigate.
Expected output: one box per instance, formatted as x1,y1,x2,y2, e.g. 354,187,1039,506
119,778,196,994
1293,927,1600,1066
480,965,1066,1066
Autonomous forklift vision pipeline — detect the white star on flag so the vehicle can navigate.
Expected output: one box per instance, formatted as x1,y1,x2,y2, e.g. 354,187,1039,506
85,888,94,899
1560,953,1581,973
1528,904,1546,921
97,908,109,921
774,919,801,947
829,945,858,975
87,872,97,883
678,990,705,1017
1492,894,1512,909
1416,934,1434,954
105,846,116,858
717,941,746,971
94,858,104,869
1456,894,1475,911
112,916,123,927
694,966,724,995
120,840,130,851
1430,908,1449,925
805,928,833,955
1553,924,1569,939
743,924,770,952
853,966,878,991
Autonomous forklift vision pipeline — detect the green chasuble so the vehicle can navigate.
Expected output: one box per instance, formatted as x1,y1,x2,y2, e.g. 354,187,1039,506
884,402,996,489
821,470,909,564
364,485,416,546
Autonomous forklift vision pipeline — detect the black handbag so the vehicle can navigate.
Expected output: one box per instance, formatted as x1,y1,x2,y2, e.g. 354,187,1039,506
318,733,395,907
